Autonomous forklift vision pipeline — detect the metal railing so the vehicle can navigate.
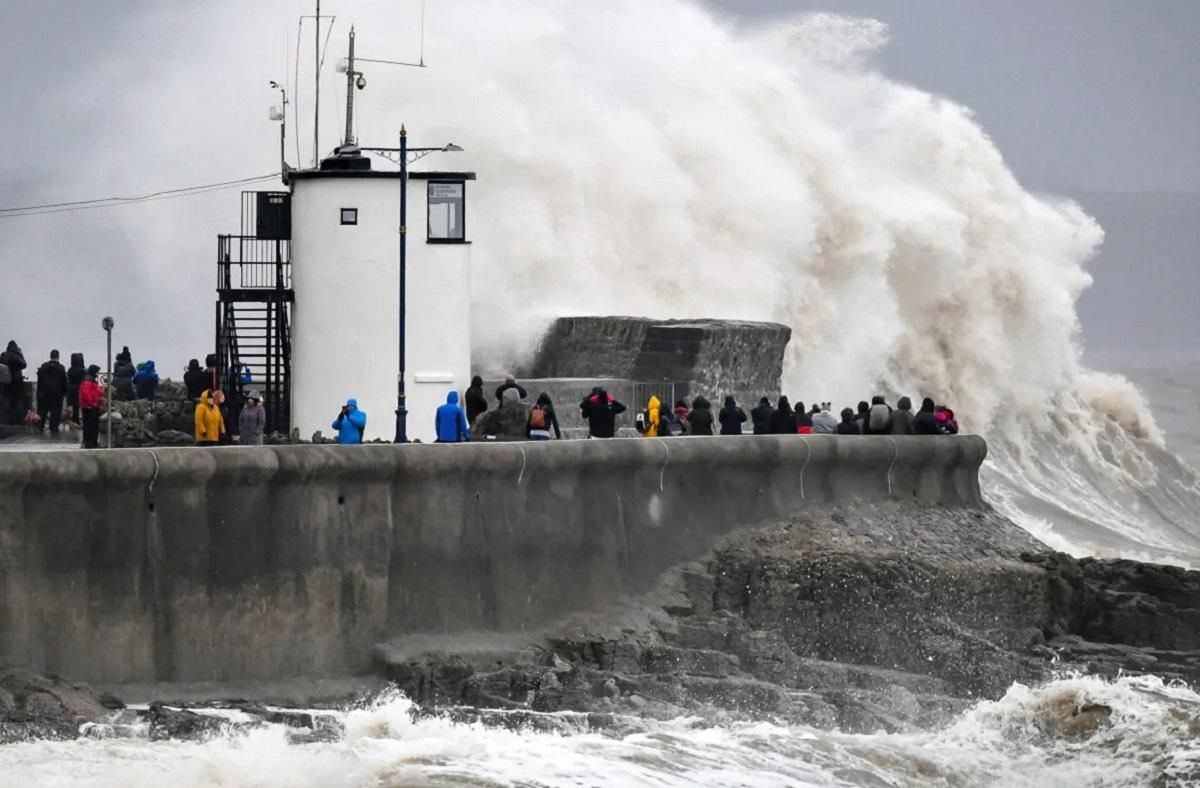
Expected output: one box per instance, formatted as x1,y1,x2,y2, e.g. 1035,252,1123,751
217,235,291,291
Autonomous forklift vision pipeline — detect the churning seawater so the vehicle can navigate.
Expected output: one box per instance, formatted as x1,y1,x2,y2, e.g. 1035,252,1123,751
4,676,1200,788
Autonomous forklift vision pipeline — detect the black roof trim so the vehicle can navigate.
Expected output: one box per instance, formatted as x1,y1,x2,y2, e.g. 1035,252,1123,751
290,169,477,182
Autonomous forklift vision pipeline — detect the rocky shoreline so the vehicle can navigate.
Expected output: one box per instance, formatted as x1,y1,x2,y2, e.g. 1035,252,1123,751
5,502,1200,742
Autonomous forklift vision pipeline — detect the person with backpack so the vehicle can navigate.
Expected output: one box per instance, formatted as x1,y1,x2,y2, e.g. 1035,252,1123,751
864,395,893,435
194,389,226,446
66,352,86,424
637,395,662,437
890,396,915,435
35,350,68,435
78,365,105,449
750,397,773,435
718,396,747,435
687,396,715,436
332,398,367,444
527,392,562,440
795,401,814,435
1,340,28,425
769,396,797,435
936,405,960,434
580,387,626,438
435,390,472,443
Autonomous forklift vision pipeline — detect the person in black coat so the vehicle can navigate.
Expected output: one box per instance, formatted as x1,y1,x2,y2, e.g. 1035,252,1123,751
465,375,489,426
66,352,86,423
750,397,772,435
913,397,943,435
718,396,747,435
795,401,814,433
1,340,28,425
835,407,861,435
688,396,716,436
36,350,68,434
184,359,208,399
768,396,797,435
580,387,627,438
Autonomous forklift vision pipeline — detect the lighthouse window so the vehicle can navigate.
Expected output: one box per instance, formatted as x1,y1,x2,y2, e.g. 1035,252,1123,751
340,208,358,226
427,181,465,242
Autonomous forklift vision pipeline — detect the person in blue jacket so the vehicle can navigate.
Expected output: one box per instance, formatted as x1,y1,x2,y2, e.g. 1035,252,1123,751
332,398,367,444
132,360,160,400
435,390,471,443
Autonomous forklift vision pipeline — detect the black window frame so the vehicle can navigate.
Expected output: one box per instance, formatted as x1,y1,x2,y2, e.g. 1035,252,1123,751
340,207,358,226
426,180,467,244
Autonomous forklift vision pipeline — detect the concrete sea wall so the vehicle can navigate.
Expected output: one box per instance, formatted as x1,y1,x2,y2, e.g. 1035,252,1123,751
0,436,986,685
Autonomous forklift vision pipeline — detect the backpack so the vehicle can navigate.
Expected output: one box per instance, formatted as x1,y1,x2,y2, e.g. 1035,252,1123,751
530,405,549,430
635,410,648,433
868,404,891,432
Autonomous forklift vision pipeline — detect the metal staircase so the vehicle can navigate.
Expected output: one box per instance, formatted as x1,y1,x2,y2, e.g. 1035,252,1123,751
215,192,293,436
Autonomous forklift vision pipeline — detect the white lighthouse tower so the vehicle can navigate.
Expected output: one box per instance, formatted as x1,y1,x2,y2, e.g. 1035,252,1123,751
288,158,473,443
215,26,474,444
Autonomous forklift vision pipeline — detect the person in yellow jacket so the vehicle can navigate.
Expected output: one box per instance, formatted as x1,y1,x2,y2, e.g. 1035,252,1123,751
639,395,661,438
194,389,225,446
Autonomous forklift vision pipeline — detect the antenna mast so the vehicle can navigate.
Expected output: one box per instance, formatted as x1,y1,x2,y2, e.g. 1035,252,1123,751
344,28,357,146
313,0,320,166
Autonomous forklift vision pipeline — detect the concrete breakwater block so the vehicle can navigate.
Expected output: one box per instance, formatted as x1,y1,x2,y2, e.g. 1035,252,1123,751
526,317,791,403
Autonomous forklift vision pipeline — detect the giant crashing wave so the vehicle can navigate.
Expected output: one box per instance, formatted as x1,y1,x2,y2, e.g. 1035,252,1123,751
92,0,1200,563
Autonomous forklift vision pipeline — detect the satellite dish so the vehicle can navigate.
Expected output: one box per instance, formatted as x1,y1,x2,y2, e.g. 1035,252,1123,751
269,105,285,121
336,57,350,74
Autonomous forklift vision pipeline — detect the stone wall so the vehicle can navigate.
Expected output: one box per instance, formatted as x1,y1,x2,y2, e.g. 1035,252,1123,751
107,381,196,447
0,435,987,685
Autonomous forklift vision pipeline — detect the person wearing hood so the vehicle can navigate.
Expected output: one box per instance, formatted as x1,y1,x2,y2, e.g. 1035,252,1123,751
112,362,136,402
795,402,814,435
769,396,797,435
1,340,28,425
718,396,747,436
332,398,367,444
836,407,861,435
494,375,527,405
936,406,959,435
580,387,626,438
79,364,105,449
115,345,132,365
194,389,226,446
436,390,471,443
638,395,662,437
184,359,208,399
464,375,488,426
890,397,915,435
66,352,86,423
811,403,838,434
35,350,68,434
864,396,893,435
687,396,715,436
750,397,772,435
854,401,870,432
133,360,160,400
913,397,943,435
673,400,691,434
238,390,266,445
527,392,562,440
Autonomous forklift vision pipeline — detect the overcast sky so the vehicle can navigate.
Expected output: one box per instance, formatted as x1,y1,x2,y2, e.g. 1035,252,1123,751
1,0,1197,364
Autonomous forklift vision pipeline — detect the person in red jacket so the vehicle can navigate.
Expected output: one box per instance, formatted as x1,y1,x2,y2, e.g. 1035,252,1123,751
78,365,105,449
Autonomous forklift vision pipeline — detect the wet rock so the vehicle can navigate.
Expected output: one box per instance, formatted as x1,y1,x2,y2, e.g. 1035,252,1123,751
146,701,231,741
0,668,121,742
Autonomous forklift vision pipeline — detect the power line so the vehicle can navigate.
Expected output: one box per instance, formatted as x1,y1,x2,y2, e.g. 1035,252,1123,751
0,174,281,219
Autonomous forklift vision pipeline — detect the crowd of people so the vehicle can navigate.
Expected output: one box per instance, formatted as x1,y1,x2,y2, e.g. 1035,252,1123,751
3,338,961,448
437,377,961,442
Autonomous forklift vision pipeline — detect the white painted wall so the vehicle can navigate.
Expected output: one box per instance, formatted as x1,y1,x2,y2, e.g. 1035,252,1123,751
290,175,472,442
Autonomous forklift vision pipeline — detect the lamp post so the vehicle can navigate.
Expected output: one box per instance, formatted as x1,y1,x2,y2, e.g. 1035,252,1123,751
395,126,409,443
359,135,462,444
101,316,114,449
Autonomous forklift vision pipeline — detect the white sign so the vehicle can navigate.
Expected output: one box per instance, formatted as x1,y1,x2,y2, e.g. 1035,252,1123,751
429,183,462,199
